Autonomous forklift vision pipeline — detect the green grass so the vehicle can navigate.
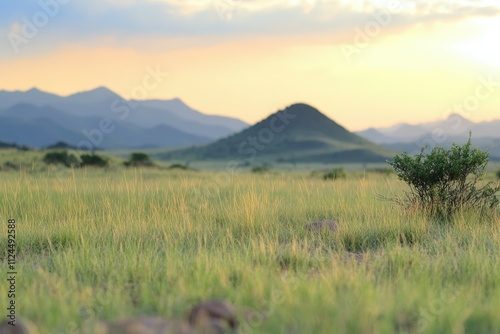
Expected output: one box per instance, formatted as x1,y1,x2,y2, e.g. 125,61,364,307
1,169,499,333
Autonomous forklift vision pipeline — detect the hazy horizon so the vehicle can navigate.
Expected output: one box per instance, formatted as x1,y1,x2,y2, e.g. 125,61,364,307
2,84,500,133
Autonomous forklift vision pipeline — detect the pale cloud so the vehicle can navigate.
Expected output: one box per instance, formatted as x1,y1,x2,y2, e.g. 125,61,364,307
0,0,499,59
157,0,500,15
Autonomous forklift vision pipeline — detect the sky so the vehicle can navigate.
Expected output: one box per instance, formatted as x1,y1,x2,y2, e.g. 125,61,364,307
1,0,499,131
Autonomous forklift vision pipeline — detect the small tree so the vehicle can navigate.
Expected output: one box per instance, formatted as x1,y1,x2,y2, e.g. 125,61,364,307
43,151,79,168
124,152,154,167
80,154,109,167
496,169,500,180
323,168,346,180
388,136,499,219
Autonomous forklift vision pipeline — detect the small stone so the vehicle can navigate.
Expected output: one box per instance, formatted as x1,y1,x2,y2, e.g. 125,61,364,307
0,319,39,334
188,300,238,333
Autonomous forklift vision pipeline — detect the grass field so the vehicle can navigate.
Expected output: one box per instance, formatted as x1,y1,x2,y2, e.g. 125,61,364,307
1,167,500,333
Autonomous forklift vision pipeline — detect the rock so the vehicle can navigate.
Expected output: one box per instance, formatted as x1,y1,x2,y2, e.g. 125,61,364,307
188,300,238,333
104,316,191,334
0,319,39,334
305,220,338,232
12,301,241,334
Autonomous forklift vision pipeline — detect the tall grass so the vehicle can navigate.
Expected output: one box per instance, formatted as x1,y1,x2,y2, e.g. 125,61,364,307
0,169,499,333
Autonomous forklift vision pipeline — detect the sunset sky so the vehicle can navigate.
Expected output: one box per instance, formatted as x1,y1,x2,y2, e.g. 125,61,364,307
1,0,499,130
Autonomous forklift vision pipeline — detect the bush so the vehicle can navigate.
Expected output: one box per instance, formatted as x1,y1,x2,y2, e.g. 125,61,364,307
43,151,79,168
252,166,270,174
497,170,500,179
80,154,109,167
323,168,346,180
124,152,154,167
388,136,500,219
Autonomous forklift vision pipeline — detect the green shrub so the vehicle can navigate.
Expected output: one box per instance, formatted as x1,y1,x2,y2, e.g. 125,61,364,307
252,166,270,174
388,136,500,219
496,170,500,179
124,152,154,167
80,154,109,167
43,151,79,168
323,168,346,180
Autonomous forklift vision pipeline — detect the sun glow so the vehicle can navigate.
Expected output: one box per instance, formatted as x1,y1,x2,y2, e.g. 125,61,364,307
450,17,500,67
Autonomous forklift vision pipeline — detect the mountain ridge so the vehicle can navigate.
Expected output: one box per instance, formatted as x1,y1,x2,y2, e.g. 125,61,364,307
357,114,500,144
0,104,211,149
0,87,248,148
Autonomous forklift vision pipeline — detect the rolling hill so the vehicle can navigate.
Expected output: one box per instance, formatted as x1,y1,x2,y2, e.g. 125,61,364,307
158,103,393,163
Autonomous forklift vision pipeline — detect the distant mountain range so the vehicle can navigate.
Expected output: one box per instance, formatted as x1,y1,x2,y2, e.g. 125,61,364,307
0,87,248,149
4,87,496,163
159,103,393,163
357,114,500,144
356,114,500,160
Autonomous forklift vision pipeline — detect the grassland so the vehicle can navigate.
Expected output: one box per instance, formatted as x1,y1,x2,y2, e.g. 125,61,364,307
1,166,500,334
